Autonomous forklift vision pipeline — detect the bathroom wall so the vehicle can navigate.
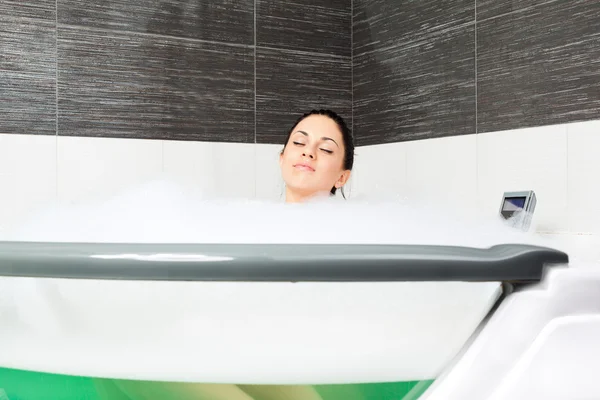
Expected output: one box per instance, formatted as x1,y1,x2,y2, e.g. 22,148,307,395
0,0,351,232
352,0,600,145
349,1,600,263
351,119,600,263
2,0,599,262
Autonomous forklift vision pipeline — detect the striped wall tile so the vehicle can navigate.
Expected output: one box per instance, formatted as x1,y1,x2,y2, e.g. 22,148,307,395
0,1,56,135
57,25,254,142
354,24,475,146
256,47,351,144
477,1,600,133
257,0,351,57
58,0,254,45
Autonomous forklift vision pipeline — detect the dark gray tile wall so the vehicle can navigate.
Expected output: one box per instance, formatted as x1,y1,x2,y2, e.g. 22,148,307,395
353,0,600,146
256,47,351,144
255,0,352,144
2,0,351,144
57,0,254,45
8,0,594,145
353,0,473,54
476,0,555,21
58,26,254,142
477,0,600,133
354,25,475,145
257,0,351,57
353,0,475,146
0,1,56,135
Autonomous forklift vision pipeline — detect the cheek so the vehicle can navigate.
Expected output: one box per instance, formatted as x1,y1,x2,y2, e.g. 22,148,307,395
326,153,345,170
319,157,344,179
280,151,297,177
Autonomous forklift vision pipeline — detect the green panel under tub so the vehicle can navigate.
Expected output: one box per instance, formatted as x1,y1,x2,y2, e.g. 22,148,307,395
0,368,433,400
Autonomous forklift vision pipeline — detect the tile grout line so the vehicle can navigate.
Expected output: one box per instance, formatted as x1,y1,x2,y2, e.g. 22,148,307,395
474,0,479,204
254,0,257,198
474,0,478,135
161,140,165,172
565,125,569,233
405,142,408,194
351,0,354,137
55,0,59,200
254,0,257,145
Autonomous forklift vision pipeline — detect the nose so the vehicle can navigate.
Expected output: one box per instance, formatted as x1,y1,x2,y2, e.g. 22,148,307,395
302,148,315,159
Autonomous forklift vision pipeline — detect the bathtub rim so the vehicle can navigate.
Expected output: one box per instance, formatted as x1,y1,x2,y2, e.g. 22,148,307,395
0,242,568,283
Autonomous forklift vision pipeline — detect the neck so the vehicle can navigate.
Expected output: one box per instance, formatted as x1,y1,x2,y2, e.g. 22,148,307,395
285,187,328,203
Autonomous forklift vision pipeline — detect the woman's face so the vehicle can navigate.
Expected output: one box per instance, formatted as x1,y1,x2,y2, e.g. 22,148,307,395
279,114,351,202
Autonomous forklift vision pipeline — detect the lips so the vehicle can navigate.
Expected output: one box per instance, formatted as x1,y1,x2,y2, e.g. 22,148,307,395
294,163,315,172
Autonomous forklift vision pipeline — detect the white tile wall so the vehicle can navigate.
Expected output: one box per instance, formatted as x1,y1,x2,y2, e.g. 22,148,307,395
352,141,408,200
1,118,599,258
405,134,477,209
349,120,600,264
538,233,600,265
163,140,255,199
476,124,569,232
255,143,284,201
57,136,163,205
567,120,600,234
347,122,600,264
0,134,56,233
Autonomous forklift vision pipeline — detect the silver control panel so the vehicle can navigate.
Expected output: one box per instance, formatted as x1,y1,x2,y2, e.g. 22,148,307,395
500,190,536,231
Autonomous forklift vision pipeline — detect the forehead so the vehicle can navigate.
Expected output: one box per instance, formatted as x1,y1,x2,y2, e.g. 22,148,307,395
293,115,343,141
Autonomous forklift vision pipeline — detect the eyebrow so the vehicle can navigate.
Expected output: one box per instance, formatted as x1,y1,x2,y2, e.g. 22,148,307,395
296,130,339,148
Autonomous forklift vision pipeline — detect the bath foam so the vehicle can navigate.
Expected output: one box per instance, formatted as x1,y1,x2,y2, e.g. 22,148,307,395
3,178,552,249
0,178,555,400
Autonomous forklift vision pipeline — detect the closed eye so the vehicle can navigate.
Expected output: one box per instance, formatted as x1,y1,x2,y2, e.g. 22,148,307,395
320,148,333,154
293,141,304,146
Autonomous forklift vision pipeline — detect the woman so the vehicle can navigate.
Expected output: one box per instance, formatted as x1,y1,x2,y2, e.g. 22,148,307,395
279,109,355,203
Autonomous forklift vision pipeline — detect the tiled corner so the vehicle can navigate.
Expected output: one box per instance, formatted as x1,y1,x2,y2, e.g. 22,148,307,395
405,134,477,208
476,124,569,232
57,0,254,45
255,143,285,201
163,140,256,199
257,0,351,57
255,47,351,144
567,120,600,234
353,24,475,146
477,1,600,133
57,136,163,205
351,141,408,200
0,134,57,234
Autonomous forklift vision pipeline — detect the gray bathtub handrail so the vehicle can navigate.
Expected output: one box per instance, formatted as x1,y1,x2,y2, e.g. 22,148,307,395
0,242,568,283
